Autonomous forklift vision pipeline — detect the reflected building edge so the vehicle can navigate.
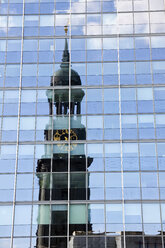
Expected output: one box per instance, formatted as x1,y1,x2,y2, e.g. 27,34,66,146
69,233,162,248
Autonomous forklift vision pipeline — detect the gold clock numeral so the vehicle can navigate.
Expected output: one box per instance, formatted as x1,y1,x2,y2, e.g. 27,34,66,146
54,129,78,151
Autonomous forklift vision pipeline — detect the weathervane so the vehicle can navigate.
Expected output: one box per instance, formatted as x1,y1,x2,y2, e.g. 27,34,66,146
64,19,70,35
64,25,68,35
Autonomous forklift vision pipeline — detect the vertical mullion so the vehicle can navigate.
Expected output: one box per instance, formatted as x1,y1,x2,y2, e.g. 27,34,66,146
30,2,41,247
49,1,56,247
148,0,164,247
85,1,88,246
10,0,25,247
133,0,145,247
101,0,106,247
116,0,126,247
67,1,72,247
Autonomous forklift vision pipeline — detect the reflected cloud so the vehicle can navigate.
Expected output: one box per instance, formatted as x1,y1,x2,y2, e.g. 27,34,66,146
0,240,11,248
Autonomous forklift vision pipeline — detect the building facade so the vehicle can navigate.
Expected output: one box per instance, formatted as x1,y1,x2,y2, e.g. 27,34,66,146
0,0,165,247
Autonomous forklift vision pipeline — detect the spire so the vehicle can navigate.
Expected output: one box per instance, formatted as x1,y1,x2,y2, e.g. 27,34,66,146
61,25,69,68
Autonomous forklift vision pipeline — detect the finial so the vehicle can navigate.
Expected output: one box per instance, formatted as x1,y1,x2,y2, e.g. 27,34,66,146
64,25,68,35
60,25,69,67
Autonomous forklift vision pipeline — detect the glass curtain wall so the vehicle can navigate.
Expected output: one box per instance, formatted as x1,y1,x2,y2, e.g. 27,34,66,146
0,0,165,247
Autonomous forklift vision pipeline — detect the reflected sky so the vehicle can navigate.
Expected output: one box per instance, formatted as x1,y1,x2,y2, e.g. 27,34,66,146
0,0,165,247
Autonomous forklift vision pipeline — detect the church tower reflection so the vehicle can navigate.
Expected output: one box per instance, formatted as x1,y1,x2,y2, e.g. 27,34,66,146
36,26,93,248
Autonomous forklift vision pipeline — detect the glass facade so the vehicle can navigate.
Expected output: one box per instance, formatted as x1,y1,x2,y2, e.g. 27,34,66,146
0,0,165,247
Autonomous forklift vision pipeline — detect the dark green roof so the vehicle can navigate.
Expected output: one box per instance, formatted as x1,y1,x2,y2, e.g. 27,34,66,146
52,67,81,86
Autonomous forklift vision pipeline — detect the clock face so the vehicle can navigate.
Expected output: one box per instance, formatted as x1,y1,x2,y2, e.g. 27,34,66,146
53,129,78,151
